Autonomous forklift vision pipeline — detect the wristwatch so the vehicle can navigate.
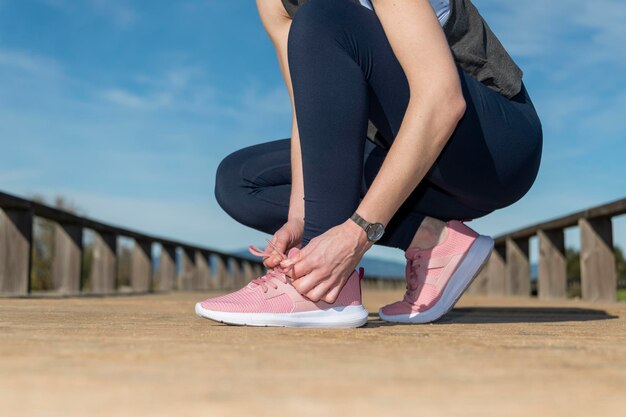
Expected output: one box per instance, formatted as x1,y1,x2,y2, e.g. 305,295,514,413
350,211,385,242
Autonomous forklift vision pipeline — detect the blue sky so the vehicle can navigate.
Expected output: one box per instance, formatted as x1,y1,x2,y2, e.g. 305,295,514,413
0,0,625,263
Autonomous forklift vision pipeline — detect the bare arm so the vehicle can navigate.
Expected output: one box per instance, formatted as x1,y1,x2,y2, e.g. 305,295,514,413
356,0,466,234
256,0,305,225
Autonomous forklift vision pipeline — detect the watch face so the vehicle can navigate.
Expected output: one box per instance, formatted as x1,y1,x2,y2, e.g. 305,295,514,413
367,223,385,241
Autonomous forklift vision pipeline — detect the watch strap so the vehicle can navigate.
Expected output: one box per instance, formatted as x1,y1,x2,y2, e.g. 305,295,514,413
350,212,370,231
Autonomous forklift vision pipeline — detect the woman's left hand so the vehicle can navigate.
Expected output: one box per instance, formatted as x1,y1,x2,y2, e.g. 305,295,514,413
279,218,374,303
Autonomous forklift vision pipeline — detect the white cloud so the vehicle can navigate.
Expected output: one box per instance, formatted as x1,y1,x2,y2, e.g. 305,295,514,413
98,67,222,113
476,0,626,70
0,49,63,77
100,88,175,110
101,88,154,109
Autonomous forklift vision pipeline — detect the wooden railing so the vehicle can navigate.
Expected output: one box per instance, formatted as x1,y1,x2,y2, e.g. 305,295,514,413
0,191,265,296
2,190,624,301
467,197,626,302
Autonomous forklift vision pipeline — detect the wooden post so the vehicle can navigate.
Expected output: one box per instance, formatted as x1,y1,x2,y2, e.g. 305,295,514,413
538,229,566,299
241,260,256,284
90,231,117,294
253,263,265,280
52,223,83,295
195,250,212,290
178,248,197,290
0,208,33,295
214,255,228,289
505,237,531,296
230,258,244,289
131,239,152,292
579,217,616,302
157,245,176,291
487,243,507,296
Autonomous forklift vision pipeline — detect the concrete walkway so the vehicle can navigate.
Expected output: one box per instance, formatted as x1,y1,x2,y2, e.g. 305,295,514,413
1,289,624,417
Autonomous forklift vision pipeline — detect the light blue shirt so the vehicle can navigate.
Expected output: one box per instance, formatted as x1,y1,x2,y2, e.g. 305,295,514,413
358,0,450,27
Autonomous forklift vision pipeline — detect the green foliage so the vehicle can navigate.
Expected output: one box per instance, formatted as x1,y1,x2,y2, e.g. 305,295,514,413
566,247,581,298
30,217,55,291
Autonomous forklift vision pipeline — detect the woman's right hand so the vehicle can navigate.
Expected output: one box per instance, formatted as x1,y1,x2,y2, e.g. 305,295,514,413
263,218,304,269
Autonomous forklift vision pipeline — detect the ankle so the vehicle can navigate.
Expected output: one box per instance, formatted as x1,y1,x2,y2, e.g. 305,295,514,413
408,217,449,250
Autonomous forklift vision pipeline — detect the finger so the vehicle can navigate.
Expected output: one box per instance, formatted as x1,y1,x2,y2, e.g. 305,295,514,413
265,236,282,253
292,270,325,295
271,251,283,266
321,283,342,304
286,255,314,281
272,236,288,255
306,279,334,303
263,252,279,268
279,248,302,269
281,250,309,275
264,236,287,267
264,256,284,268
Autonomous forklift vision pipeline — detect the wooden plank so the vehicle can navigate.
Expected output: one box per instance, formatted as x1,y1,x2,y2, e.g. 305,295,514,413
0,209,33,295
195,251,211,291
505,237,531,296
487,244,506,296
178,248,196,290
90,232,117,294
214,255,228,290
157,245,176,291
241,260,256,284
52,223,83,295
0,191,296,276
230,258,244,289
253,263,265,280
579,217,616,302
131,239,152,292
538,229,566,299
494,196,626,244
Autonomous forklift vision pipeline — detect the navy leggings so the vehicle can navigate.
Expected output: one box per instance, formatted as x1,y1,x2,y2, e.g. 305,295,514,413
215,0,543,251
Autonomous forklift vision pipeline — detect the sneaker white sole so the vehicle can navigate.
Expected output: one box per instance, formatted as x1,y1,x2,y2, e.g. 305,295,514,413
379,235,494,324
195,303,369,328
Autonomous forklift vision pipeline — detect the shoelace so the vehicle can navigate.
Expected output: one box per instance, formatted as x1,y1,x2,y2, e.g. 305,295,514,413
247,239,295,293
403,252,426,304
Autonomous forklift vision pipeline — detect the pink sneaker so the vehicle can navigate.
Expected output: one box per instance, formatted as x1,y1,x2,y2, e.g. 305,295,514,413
195,243,369,328
379,220,493,324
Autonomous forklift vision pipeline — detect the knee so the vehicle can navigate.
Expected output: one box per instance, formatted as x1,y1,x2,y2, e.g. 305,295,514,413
287,0,347,56
214,149,246,218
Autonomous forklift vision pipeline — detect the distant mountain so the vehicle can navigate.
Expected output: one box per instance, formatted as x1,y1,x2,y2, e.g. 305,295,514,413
233,247,405,280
